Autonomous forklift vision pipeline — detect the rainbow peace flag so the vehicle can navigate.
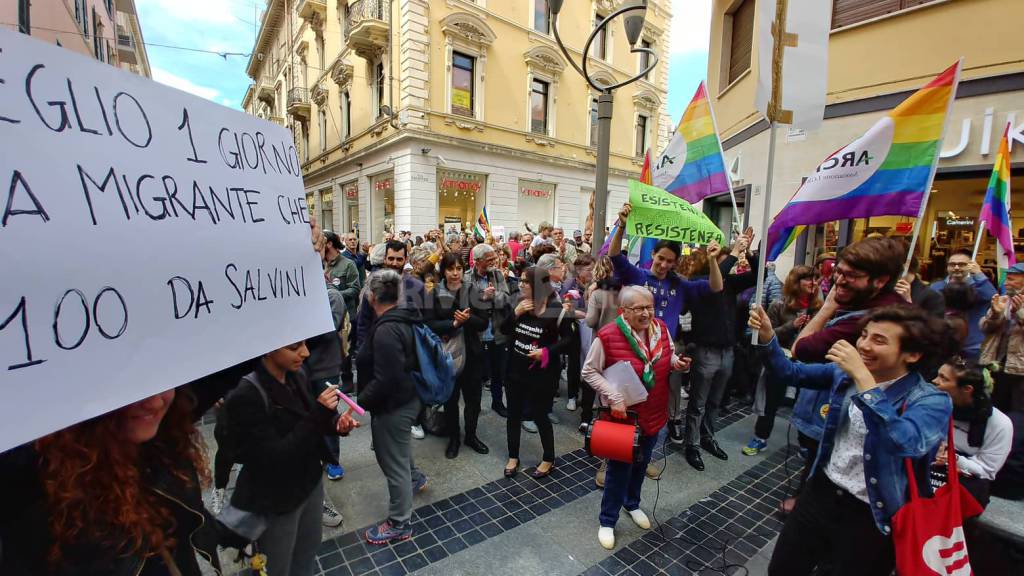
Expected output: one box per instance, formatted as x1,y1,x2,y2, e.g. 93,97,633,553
652,82,731,203
473,206,491,239
978,123,1015,285
766,61,962,261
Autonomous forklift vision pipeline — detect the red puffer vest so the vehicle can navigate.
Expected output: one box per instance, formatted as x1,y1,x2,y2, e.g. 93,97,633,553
596,318,672,436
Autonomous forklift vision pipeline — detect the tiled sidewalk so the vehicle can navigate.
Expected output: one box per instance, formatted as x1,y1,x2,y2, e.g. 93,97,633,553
581,448,800,576
303,401,760,576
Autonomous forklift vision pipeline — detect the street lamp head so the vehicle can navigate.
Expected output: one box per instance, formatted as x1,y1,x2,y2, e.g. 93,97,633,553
548,0,564,16
622,0,648,46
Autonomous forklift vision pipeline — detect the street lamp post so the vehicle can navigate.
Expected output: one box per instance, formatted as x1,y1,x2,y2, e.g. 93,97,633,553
549,0,657,256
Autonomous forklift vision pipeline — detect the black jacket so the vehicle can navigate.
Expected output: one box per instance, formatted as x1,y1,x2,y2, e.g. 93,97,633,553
356,307,421,413
423,280,489,357
689,253,759,347
0,360,251,576
225,363,339,516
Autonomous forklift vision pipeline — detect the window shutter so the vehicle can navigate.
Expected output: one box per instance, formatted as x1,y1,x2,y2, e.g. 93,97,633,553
831,0,941,29
728,0,755,85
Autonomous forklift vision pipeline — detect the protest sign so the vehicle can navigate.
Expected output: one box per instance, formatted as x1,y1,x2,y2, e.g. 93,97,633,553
626,180,725,245
0,30,333,452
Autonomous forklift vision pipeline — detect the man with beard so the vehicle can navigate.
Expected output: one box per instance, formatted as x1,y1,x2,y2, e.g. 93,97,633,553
356,240,427,360
792,237,909,362
929,248,997,359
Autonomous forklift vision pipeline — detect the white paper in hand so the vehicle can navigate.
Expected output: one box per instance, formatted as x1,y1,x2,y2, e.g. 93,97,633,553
603,361,648,407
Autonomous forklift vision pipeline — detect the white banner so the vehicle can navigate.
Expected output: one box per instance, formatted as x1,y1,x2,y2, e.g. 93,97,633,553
755,0,831,130
0,31,333,452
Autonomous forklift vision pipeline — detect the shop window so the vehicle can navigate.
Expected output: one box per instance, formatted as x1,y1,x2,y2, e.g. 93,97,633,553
533,0,551,34
592,12,608,61
306,191,316,218
531,79,550,135
319,189,334,232
520,179,555,231
438,169,486,235
372,173,395,239
451,52,475,117
638,39,653,80
722,0,754,90
832,0,940,30
342,182,359,236
589,97,599,147
635,114,649,158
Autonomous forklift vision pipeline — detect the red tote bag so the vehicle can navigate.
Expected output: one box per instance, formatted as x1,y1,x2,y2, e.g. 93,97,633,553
891,419,984,576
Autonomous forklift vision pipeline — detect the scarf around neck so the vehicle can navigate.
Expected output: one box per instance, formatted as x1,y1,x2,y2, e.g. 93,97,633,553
615,316,663,390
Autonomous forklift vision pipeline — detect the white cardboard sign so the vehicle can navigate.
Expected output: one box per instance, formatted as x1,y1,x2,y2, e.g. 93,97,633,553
0,30,333,452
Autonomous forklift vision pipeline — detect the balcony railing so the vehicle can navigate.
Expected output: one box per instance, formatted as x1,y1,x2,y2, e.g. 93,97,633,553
287,87,310,118
345,0,389,39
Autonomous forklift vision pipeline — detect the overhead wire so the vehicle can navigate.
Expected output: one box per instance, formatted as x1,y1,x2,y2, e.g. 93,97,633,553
1,23,252,59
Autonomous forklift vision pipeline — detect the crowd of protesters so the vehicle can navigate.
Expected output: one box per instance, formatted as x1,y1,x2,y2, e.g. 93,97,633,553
3,204,1024,576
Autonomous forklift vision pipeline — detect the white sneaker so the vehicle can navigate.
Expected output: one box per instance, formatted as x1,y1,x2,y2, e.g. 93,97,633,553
322,498,344,528
628,508,651,530
598,526,615,549
211,488,226,516
522,420,538,433
411,425,425,439
566,398,577,411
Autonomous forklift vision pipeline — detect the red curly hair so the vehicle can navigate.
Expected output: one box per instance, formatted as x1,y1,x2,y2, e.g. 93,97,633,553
34,387,210,567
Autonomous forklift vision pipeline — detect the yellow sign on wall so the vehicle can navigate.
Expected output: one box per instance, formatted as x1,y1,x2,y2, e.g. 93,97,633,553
452,88,472,113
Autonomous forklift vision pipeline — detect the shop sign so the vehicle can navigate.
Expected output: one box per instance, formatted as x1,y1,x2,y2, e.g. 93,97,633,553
438,170,484,193
944,217,975,228
343,183,358,199
520,180,555,199
374,178,393,192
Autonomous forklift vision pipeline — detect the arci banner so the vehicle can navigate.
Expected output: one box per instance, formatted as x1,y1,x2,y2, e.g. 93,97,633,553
626,180,724,245
0,31,333,452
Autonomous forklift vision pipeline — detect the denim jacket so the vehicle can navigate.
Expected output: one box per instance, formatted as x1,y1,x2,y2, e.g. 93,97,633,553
758,336,952,534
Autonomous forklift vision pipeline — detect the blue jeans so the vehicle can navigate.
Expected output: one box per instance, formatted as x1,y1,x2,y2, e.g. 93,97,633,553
599,434,658,528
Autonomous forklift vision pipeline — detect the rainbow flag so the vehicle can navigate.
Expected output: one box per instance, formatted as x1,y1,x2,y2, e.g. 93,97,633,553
766,61,962,261
652,82,731,203
473,206,491,239
978,123,1015,285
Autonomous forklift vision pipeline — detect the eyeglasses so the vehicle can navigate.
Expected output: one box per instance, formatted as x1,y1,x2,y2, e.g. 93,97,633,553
834,267,869,281
624,305,654,314
948,262,970,268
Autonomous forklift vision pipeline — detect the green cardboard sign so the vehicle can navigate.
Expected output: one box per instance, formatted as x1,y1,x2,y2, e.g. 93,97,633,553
625,180,725,245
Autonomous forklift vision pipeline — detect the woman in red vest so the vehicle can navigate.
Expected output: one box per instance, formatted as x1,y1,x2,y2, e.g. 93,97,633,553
582,286,692,549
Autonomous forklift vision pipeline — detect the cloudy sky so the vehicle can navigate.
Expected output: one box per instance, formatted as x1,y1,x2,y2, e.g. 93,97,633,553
139,0,709,124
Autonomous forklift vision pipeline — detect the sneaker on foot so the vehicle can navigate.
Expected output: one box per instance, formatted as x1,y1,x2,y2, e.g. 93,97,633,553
411,425,425,439
322,499,344,528
598,526,615,549
742,437,768,456
645,463,662,480
668,420,685,445
566,398,577,411
522,420,538,433
211,488,226,516
365,520,413,545
325,463,345,481
412,472,429,494
627,509,651,530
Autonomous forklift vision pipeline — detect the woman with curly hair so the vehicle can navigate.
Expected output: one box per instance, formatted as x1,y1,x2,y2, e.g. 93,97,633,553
0,362,248,576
